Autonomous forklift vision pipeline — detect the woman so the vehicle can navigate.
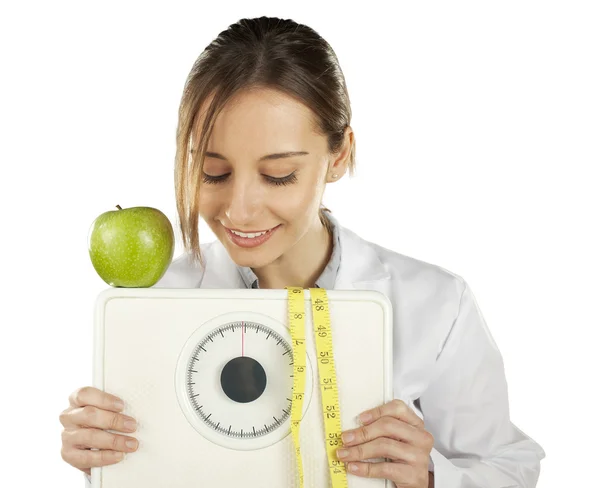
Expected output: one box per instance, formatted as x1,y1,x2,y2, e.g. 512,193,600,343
60,16,545,487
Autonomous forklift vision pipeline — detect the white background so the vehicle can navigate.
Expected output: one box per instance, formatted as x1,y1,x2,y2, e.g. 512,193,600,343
1,1,598,487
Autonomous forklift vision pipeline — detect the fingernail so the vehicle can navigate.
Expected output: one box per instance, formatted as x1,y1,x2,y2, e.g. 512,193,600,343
125,420,137,431
342,432,354,443
359,412,372,423
114,400,125,410
337,449,349,458
126,439,138,450
349,463,359,472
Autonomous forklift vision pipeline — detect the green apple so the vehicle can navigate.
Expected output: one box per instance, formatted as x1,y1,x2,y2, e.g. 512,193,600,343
88,205,175,287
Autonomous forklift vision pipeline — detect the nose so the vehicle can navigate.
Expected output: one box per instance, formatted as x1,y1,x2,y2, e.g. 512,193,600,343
224,173,265,226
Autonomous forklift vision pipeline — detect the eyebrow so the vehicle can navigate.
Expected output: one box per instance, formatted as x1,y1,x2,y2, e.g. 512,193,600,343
203,151,309,161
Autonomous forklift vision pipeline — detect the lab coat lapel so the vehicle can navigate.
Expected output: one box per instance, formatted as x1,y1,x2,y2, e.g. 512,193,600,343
199,222,392,297
334,225,392,299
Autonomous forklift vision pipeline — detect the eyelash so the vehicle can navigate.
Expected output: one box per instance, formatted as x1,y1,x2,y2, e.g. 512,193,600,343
201,171,298,187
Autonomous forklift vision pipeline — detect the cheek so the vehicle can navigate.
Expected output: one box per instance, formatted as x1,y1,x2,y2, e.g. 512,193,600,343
273,185,322,221
297,176,324,205
283,191,317,211
196,188,220,213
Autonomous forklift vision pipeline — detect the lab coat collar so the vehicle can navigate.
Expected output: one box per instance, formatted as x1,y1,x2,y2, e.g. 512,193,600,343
200,219,392,297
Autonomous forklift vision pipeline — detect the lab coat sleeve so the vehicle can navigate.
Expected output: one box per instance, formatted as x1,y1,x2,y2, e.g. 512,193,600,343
84,472,91,487
418,278,545,487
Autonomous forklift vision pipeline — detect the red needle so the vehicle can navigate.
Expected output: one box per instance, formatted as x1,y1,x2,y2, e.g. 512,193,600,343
242,322,245,357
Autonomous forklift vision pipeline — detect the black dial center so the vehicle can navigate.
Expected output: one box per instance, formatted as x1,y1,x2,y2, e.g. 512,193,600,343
220,356,267,403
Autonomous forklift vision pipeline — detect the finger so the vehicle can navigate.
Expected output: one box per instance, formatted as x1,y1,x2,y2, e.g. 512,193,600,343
69,386,125,412
346,459,415,483
359,399,424,429
64,427,139,453
342,416,430,450
61,404,137,433
61,444,125,470
337,437,428,466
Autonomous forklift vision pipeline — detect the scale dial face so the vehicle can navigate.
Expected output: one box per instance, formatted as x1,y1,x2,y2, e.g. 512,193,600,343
175,311,314,450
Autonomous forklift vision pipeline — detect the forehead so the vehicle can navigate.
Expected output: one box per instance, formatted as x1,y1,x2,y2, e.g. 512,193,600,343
192,88,322,152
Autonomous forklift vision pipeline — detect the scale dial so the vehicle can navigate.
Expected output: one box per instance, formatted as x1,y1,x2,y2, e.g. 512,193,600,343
175,311,314,450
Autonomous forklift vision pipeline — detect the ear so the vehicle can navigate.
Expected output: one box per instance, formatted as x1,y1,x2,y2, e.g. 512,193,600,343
327,126,354,182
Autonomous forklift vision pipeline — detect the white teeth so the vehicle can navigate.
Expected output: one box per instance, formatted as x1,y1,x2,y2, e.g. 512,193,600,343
230,229,269,238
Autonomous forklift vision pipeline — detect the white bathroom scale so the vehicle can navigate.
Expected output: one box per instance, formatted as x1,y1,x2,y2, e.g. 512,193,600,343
91,287,393,487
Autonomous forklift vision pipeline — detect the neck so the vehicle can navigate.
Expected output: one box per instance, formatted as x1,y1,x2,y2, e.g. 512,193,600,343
252,216,333,289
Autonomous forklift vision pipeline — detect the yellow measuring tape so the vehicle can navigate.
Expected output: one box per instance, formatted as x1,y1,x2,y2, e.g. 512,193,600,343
286,286,348,488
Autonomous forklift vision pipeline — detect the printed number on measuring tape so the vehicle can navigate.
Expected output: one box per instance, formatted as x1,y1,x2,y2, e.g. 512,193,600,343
287,286,348,488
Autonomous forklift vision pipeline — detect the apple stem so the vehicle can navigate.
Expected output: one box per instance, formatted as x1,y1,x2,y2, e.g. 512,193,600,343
116,205,122,210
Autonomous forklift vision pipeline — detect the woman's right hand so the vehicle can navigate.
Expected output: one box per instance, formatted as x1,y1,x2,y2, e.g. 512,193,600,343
59,386,139,477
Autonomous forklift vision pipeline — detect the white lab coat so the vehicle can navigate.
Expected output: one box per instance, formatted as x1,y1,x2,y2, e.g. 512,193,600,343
85,219,545,487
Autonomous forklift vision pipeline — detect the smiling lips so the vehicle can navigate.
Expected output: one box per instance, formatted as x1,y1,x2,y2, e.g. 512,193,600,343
224,224,281,248
229,228,272,237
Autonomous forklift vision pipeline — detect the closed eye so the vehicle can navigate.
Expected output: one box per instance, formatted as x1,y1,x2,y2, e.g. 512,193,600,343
201,171,298,187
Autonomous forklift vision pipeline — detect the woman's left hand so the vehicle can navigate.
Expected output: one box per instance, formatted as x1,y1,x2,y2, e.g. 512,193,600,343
336,399,435,488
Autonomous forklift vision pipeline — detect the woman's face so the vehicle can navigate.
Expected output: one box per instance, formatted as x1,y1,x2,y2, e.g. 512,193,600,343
194,87,349,270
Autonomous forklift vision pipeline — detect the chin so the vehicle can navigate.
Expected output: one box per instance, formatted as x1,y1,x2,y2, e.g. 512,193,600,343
229,241,272,259
225,240,286,271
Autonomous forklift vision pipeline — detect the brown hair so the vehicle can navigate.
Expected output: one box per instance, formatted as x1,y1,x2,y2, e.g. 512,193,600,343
174,16,356,267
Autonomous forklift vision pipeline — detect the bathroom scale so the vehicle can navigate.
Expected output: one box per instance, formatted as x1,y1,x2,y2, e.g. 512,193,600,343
90,287,393,487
